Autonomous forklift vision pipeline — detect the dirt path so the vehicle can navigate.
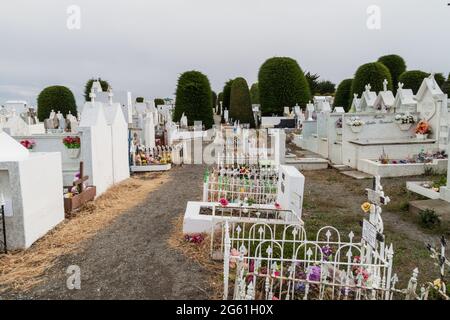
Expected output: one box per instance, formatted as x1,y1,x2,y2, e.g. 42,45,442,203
4,164,211,300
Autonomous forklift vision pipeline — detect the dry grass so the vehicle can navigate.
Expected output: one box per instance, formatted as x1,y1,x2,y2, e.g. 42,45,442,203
0,172,170,293
167,215,223,300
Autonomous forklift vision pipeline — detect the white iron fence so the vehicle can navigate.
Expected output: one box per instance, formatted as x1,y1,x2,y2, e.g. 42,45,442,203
223,222,396,300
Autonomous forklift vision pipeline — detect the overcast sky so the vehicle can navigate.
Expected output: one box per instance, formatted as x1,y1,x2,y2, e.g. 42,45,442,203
0,0,449,106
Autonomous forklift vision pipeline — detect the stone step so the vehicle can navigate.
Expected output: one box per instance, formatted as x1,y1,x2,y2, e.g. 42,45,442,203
331,164,355,172
341,170,373,180
285,157,329,171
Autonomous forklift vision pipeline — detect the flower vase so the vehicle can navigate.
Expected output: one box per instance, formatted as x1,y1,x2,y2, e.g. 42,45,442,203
350,125,363,134
397,123,412,131
68,148,81,159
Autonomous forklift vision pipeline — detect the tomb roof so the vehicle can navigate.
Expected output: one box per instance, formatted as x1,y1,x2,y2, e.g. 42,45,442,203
0,131,29,161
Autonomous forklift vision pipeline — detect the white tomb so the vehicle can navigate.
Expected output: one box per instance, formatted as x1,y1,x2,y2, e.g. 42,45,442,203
393,82,417,113
359,84,377,112
276,165,305,219
0,131,64,250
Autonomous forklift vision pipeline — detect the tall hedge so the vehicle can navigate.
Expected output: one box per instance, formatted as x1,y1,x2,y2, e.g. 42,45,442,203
378,55,406,94
173,70,214,129
258,57,311,115
37,86,77,121
229,77,255,128
316,80,336,95
398,70,429,93
84,78,109,101
351,62,392,97
250,83,260,104
334,79,353,111
434,73,446,88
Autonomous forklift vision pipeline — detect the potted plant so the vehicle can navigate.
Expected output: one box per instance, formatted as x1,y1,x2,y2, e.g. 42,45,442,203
395,114,416,131
415,120,431,140
63,136,81,158
335,118,343,135
346,116,365,133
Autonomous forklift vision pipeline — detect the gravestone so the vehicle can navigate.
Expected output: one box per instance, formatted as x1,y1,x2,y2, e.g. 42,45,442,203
276,165,305,220
0,131,64,250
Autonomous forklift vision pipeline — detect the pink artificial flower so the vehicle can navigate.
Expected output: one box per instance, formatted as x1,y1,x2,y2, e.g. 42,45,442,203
219,198,229,207
275,202,281,209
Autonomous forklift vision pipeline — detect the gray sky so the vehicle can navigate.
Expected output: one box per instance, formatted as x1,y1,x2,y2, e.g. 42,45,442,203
0,0,449,106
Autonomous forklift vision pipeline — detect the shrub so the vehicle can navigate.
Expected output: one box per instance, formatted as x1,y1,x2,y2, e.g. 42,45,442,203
154,98,165,106
250,83,260,104
419,209,441,229
434,73,446,88
334,79,353,111
351,62,393,97
37,86,77,121
229,77,255,128
173,70,214,129
258,57,311,115
398,70,429,93
316,80,336,95
84,78,109,101
136,97,144,103
377,54,406,94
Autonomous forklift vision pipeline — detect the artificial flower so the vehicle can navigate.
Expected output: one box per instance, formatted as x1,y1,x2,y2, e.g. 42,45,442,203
361,202,371,213
219,198,229,207
433,278,442,289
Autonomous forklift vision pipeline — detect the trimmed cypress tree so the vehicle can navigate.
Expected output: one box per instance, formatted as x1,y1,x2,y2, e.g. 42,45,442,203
334,79,353,111
37,86,77,121
211,91,217,109
351,62,393,97
258,57,311,115
442,73,450,95
434,73,446,88
173,70,214,129
377,55,406,94
398,70,429,93
154,98,165,106
222,80,233,111
136,97,144,103
316,80,336,95
229,77,255,128
250,83,260,104
84,78,109,101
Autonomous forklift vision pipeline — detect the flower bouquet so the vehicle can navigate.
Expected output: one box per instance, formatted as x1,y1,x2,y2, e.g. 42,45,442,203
415,120,431,140
63,136,81,158
394,114,416,131
20,139,35,150
346,116,365,133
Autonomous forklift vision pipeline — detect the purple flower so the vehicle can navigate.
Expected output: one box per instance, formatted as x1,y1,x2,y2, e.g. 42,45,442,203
308,266,321,282
321,245,333,260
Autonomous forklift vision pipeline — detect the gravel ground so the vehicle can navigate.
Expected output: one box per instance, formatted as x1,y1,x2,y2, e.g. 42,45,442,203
4,164,211,300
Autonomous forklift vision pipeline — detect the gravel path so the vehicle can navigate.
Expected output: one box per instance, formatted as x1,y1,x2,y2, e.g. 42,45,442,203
7,164,211,300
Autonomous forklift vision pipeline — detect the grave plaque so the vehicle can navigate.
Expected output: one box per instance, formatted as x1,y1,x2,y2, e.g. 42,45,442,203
362,219,377,249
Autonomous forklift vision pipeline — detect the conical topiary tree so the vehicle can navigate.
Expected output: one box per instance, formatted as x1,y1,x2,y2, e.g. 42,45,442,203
173,70,214,129
37,86,77,121
258,57,311,115
442,73,450,95
84,78,109,101
154,98,165,106
211,90,217,109
334,79,353,111
378,54,406,94
398,70,429,93
351,62,393,97
222,80,233,111
229,77,255,128
250,83,260,104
